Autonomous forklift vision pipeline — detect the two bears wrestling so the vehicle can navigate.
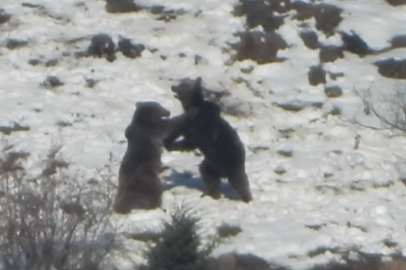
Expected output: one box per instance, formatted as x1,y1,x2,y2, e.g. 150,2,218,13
113,77,252,214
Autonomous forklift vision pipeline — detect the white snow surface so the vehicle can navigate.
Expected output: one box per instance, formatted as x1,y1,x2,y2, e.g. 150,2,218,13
1,0,406,269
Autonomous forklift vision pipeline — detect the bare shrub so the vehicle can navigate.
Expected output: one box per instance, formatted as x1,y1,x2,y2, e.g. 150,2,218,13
0,147,121,270
355,85,406,133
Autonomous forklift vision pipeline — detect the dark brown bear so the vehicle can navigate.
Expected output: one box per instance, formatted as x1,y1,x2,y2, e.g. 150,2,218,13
164,78,252,202
113,101,198,214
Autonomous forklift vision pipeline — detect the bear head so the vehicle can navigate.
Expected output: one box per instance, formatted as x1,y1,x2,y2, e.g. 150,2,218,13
171,77,204,110
133,101,170,126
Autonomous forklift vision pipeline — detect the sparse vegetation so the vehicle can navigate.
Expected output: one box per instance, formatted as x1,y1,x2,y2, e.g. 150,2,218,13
231,30,287,64
0,146,121,270
356,85,406,133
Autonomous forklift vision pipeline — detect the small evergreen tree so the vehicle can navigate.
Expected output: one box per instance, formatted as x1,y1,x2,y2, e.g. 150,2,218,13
144,206,214,270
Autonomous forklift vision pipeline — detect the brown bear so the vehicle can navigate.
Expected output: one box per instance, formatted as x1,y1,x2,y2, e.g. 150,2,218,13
164,78,252,202
113,101,198,214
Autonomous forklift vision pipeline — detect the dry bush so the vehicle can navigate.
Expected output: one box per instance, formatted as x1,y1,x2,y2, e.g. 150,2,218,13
231,30,288,64
0,147,121,270
355,85,406,133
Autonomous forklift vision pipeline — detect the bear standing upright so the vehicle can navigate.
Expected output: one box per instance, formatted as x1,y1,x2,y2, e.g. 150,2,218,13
113,101,198,214
164,77,252,202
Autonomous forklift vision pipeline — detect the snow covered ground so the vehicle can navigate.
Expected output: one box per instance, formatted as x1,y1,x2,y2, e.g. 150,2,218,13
1,0,406,269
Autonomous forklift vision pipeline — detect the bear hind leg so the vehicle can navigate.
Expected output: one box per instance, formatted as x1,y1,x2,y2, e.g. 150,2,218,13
228,170,252,203
199,160,221,200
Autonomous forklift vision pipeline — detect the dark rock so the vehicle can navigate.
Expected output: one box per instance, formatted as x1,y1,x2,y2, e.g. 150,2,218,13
87,34,116,62
29,59,41,66
118,38,145,59
45,59,58,67
277,148,293,157
324,85,343,98
233,31,288,64
105,0,140,13
6,39,28,50
85,78,98,88
341,32,370,57
150,5,165,14
0,8,11,24
0,123,30,135
275,165,287,175
276,100,306,112
21,2,42,8
300,30,319,50
391,35,406,48
375,58,406,79
384,0,406,6
308,65,326,86
42,75,64,88
319,45,344,63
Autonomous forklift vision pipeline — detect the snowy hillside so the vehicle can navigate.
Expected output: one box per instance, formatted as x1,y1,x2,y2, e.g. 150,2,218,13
1,0,406,269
